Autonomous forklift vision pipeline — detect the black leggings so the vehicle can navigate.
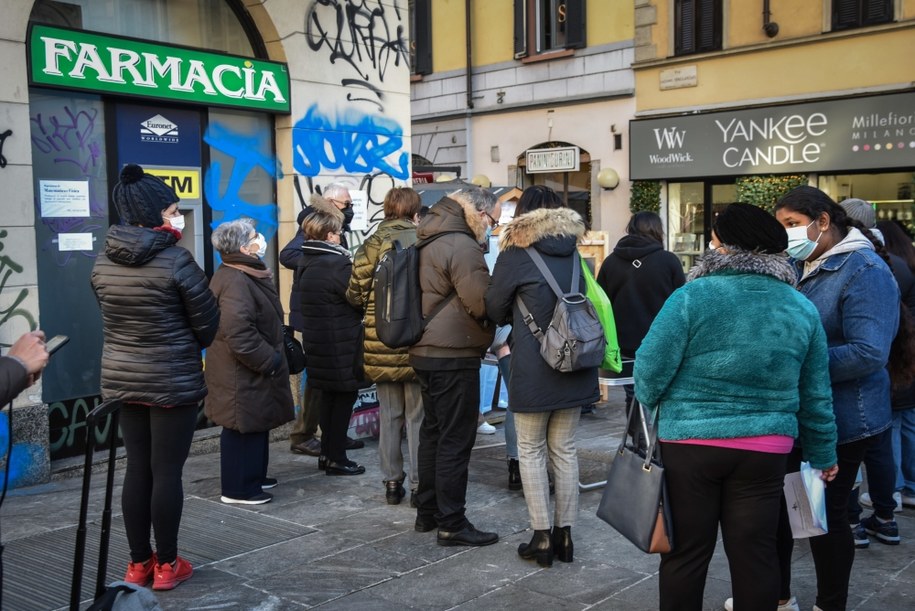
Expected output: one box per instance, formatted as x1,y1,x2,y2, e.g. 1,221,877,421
119,402,197,564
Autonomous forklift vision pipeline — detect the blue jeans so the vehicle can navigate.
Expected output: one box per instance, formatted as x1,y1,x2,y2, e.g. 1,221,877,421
893,409,915,495
498,355,517,460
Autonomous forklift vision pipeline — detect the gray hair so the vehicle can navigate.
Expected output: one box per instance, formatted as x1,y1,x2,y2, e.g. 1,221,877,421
323,182,351,200
450,186,497,213
211,218,256,255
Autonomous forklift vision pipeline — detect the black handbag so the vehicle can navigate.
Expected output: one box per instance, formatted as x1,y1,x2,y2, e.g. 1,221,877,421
596,402,673,554
282,325,306,375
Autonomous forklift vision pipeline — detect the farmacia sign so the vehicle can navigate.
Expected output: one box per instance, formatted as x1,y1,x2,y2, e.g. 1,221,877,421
28,25,290,114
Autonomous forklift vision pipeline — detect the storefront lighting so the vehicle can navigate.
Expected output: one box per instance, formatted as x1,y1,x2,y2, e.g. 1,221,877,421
598,168,620,190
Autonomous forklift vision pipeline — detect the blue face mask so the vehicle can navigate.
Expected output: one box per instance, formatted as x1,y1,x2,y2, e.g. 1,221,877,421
785,220,820,261
484,225,493,243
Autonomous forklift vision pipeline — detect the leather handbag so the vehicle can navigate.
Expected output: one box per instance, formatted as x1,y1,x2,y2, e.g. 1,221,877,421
282,325,306,375
596,402,673,554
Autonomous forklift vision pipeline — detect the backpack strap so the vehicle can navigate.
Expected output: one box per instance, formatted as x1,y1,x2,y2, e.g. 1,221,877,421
516,247,581,340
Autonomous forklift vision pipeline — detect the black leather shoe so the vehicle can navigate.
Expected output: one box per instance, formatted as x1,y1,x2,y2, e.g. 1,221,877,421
385,481,406,505
415,514,437,533
437,524,498,547
552,525,573,563
508,459,522,491
325,460,365,476
317,455,327,471
345,436,365,450
518,529,553,567
291,438,322,456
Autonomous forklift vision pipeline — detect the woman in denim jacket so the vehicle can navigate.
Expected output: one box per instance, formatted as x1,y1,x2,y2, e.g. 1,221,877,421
774,186,901,611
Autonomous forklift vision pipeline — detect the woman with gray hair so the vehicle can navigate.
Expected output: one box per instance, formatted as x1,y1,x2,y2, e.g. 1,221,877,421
205,219,294,505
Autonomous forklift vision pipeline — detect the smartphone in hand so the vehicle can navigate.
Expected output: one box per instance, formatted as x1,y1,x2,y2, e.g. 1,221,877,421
46,335,69,355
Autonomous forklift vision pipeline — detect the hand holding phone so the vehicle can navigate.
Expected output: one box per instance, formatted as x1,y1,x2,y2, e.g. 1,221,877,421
46,335,69,355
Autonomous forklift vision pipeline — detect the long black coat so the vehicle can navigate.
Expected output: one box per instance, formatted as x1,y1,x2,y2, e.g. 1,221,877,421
295,241,365,391
91,225,219,406
485,208,600,413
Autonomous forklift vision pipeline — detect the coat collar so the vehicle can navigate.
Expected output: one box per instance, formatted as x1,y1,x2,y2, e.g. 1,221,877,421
688,248,797,286
499,207,586,250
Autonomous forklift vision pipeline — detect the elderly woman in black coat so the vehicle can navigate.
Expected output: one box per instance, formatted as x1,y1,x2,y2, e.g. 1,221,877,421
205,219,294,505
296,204,367,476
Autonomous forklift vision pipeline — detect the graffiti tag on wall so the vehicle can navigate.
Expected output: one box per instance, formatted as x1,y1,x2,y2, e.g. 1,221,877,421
0,129,12,168
0,230,38,348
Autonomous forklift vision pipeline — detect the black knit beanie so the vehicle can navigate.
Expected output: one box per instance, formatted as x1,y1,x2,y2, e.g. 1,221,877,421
713,203,788,254
111,164,178,227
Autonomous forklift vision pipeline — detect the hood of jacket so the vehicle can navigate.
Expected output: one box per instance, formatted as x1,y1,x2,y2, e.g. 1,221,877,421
612,234,664,261
104,224,177,266
688,247,797,286
499,207,586,255
417,196,489,243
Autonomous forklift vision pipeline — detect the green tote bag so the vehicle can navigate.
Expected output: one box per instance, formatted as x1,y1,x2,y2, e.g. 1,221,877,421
581,259,622,373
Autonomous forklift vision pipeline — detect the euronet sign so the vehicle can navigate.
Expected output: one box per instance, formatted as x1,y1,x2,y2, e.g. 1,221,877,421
630,92,915,180
28,25,290,114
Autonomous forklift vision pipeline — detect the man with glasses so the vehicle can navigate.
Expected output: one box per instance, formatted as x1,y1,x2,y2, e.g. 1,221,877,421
410,187,502,547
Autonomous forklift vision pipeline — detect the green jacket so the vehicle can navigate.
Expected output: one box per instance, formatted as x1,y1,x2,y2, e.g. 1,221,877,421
346,219,417,383
634,249,837,469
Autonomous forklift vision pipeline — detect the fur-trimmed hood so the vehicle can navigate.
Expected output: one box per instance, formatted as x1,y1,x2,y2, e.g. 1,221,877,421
306,194,345,222
688,248,797,286
417,196,490,243
500,207,586,250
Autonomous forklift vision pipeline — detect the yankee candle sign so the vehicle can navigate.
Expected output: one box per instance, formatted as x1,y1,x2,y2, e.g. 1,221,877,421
28,25,290,113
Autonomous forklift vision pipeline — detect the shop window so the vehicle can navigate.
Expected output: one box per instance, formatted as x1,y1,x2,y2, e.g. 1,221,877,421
674,0,722,56
410,0,432,76
514,0,586,60
832,0,893,31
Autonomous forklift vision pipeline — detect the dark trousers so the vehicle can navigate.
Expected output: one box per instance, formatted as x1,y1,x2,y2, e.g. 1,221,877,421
658,443,787,611
777,434,885,611
120,402,197,564
847,427,897,521
415,367,480,531
220,428,269,499
317,388,357,463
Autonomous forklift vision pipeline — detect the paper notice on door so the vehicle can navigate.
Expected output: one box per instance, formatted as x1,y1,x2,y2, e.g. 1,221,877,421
40,180,90,217
784,466,828,539
58,233,94,251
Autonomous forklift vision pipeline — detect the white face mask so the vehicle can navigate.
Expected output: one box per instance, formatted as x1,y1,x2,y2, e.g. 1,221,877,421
252,233,267,257
166,213,186,232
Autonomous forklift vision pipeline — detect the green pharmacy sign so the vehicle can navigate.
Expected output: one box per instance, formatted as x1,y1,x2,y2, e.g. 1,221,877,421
28,25,290,114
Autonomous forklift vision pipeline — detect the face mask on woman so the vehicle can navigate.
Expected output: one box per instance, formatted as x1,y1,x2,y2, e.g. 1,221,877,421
252,233,267,257
166,214,186,232
785,220,821,261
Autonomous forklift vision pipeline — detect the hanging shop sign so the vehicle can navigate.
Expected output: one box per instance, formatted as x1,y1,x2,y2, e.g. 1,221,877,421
630,91,915,179
526,146,580,173
28,24,291,114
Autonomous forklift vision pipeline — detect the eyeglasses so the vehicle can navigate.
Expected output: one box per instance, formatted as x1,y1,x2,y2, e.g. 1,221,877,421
484,211,500,229
331,198,353,209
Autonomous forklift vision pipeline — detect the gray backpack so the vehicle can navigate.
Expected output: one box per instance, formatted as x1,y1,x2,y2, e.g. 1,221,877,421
516,247,606,372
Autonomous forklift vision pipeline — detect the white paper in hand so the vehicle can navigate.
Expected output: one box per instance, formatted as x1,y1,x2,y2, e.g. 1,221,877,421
783,462,828,539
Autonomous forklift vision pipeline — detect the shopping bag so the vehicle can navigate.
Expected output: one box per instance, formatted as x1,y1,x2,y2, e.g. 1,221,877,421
581,259,622,373
783,462,828,538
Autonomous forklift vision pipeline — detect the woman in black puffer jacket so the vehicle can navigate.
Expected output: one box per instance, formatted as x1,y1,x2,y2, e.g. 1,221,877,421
296,203,367,476
91,164,219,591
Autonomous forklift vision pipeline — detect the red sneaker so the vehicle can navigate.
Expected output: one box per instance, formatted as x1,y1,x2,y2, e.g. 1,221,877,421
152,556,193,591
124,554,156,586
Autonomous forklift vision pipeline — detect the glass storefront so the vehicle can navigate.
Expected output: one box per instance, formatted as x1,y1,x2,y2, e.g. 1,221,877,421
819,171,915,236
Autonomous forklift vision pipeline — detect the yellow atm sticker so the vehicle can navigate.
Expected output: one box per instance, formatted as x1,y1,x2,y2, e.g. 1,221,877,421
146,169,200,200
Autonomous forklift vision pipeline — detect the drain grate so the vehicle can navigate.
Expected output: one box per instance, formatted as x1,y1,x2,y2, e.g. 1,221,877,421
1,495,311,610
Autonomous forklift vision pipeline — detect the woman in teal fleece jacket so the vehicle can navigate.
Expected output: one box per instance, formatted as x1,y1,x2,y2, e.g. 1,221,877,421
634,204,838,611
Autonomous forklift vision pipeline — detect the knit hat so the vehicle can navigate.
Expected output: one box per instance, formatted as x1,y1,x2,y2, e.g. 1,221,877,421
111,164,178,227
713,203,787,254
839,198,876,228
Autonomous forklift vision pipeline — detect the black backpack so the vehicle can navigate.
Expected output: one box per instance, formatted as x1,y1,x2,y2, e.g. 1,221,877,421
374,232,455,349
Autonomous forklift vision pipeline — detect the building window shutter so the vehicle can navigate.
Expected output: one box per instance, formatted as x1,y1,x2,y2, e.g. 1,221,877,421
413,0,432,75
863,0,893,25
565,0,586,49
514,0,527,58
696,0,721,52
675,0,696,55
833,0,893,30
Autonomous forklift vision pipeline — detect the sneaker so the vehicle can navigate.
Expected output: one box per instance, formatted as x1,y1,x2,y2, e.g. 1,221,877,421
861,513,900,545
851,522,870,549
220,492,273,505
152,556,193,591
859,491,902,513
724,596,798,611
477,421,496,435
261,477,278,490
124,555,156,586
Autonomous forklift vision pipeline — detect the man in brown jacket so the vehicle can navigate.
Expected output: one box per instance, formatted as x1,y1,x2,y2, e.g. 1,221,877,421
410,187,501,547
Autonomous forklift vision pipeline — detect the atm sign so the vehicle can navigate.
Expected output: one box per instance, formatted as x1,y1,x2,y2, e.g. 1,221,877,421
145,169,200,200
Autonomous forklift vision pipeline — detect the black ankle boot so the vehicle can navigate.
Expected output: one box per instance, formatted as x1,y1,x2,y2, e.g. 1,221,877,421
552,525,573,562
517,529,553,567
508,459,522,491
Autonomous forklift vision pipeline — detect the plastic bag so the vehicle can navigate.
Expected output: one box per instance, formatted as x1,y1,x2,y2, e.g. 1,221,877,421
783,462,828,538
581,260,622,373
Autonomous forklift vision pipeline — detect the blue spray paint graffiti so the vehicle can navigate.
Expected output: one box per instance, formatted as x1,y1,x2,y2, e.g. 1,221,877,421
203,122,283,241
292,105,409,180
0,411,42,489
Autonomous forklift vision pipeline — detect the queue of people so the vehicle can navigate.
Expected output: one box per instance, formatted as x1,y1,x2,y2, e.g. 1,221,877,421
18,166,898,607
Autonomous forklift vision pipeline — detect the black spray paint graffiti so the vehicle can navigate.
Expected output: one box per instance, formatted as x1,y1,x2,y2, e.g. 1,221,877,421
306,0,409,110
0,230,38,348
0,129,12,168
